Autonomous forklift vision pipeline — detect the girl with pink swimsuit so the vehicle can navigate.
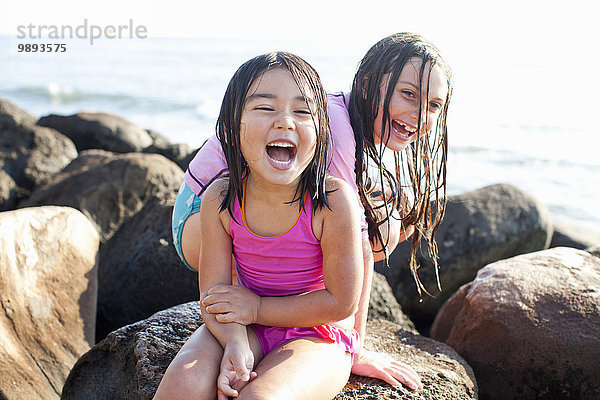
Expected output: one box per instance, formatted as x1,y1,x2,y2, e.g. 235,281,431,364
156,52,364,399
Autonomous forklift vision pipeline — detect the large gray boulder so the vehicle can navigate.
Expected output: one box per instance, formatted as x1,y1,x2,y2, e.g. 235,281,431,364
96,193,198,341
38,112,153,153
378,183,553,330
549,218,600,250
0,98,37,126
0,206,99,399
0,99,78,209
142,129,194,170
62,302,477,400
20,150,183,243
0,169,18,212
431,247,600,400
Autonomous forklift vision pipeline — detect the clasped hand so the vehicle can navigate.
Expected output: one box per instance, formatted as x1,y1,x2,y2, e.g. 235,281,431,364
201,284,261,325
217,340,257,399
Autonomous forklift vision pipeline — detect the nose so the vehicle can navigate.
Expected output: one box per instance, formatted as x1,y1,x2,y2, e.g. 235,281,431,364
274,110,295,130
408,103,420,123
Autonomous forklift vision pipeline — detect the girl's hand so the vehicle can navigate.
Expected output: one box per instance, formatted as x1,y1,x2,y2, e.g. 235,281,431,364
217,341,257,399
202,284,261,325
351,348,423,391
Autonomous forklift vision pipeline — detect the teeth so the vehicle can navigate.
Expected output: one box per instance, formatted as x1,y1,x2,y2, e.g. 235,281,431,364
267,142,295,148
396,121,416,133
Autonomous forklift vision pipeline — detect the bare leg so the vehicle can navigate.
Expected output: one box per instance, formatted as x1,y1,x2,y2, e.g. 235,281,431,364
237,338,352,400
180,211,203,271
153,324,262,400
153,324,221,399
181,212,237,281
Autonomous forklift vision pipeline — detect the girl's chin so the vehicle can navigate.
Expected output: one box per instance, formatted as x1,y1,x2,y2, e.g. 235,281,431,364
378,137,412,152
267,156,295,171
375,131,416,152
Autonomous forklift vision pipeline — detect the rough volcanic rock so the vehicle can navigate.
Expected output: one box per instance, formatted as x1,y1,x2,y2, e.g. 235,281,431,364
142,129,194,170
1,100,77,207
0,169,18,211
431,247,600,400
368,272,417,333
0,98,37,126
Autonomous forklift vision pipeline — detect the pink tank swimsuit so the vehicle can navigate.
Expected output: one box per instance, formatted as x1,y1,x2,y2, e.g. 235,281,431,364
230,184,359,356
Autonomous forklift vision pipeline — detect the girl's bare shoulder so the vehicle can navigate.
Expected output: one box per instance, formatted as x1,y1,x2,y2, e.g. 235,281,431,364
202,177,230,205
200,177,232,231
323,176,359,214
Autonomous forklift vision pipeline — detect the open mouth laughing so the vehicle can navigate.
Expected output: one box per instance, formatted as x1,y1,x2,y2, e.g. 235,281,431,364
391,119,417,141
266,140,297,170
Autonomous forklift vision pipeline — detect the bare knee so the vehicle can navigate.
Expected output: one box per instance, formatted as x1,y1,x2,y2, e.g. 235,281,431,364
153,353,218,400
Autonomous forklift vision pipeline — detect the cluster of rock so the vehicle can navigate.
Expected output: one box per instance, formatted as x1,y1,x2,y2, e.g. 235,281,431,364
1,96,599,399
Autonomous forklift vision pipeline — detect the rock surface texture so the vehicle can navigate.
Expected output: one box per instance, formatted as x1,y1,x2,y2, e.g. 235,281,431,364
62,302,477,400
369,272,417,333
0,206,99,399
431,247,600,400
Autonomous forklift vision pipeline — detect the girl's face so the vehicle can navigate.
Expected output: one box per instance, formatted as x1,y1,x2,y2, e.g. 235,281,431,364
240,68,318,188
373,57,449,152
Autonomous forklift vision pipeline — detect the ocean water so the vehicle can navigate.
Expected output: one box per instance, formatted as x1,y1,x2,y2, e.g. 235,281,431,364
1,35,599,232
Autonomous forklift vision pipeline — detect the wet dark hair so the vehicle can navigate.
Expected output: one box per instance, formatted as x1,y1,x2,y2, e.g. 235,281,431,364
216,51,330,216
348,32,453,295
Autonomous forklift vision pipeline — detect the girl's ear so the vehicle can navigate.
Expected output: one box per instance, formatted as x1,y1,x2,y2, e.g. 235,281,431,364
361,74,369,100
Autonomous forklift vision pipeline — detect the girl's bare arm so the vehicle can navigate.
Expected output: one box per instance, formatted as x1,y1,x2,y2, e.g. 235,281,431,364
198,180,250,347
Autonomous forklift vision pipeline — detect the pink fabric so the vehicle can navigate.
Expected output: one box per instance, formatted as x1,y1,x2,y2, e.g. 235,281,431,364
326,93,358,197
230,187,324,297
326,93,367,236
182,93,368,236
251,324,360,356
231,186,359,355
184,135,228,197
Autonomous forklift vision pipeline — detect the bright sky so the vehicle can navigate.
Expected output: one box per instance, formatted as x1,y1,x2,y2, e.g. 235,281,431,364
3,0,598,67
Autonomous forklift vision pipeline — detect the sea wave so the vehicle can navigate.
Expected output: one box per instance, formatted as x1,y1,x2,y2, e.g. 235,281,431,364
5,83,212,116
16,83,130,104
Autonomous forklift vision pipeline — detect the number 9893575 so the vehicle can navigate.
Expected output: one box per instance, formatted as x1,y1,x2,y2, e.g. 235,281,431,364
17,43,66,52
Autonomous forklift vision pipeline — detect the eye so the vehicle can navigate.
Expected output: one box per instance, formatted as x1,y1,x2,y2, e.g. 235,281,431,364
401,90,416,98
428,101,442,112
294,109,313,115
255,106,274,111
